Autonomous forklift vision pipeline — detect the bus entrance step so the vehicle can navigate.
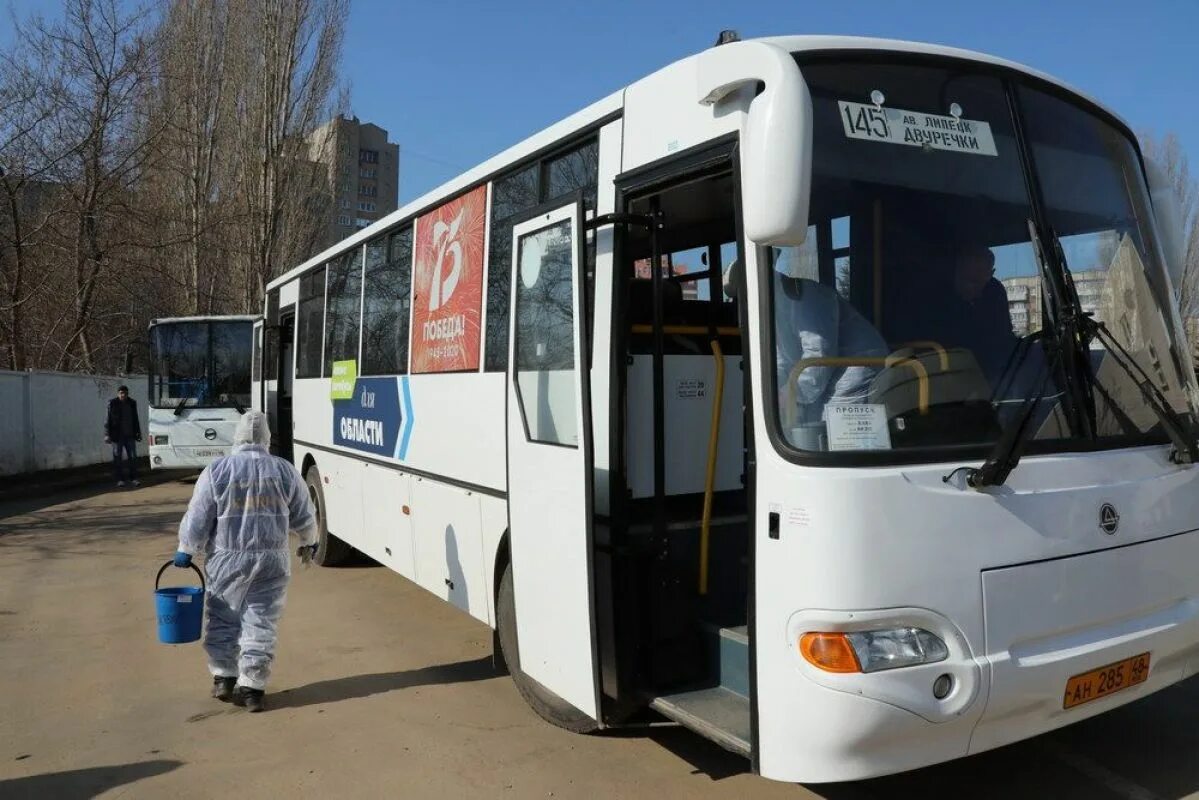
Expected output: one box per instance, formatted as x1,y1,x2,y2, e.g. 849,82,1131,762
649,686,750,757
717,625,748,698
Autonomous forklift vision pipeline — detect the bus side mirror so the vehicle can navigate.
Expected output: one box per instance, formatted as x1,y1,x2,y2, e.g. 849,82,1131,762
1145,158,1187,293
697,41,812,246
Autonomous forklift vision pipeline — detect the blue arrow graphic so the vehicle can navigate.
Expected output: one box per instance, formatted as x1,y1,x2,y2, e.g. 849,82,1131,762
396,376,415,461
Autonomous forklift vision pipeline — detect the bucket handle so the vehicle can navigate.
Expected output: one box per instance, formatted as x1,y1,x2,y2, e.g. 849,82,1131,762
156,560,205,593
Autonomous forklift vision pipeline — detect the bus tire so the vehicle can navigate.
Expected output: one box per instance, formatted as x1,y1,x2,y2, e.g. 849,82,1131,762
305,465,352,567
497,561,599,734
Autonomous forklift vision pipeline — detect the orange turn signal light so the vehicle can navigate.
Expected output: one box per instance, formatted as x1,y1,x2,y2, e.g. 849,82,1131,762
799,632,862,673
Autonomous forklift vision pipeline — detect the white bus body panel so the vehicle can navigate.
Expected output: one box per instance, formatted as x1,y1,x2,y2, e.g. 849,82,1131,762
589,119,622,516
625,354,743,498
973,528,1199,754
411,477,487,620
291,371,505,627
294,373,506,491
506,203,599,719
359,462,415,577
751,444,1199,780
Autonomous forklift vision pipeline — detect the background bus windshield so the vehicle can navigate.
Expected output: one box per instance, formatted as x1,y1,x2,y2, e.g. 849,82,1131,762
150,321,253,409
772,58,1195,459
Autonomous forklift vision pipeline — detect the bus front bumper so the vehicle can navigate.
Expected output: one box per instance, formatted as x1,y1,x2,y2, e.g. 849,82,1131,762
762,531,1199,782
149,444,231,469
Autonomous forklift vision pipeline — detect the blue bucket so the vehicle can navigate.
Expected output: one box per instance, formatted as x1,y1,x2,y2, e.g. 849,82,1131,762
154,561,205,644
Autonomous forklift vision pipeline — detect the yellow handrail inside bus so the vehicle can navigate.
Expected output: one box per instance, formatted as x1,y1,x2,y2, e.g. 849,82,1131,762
784,356,929,429
699,339,725,596
892,340,949,371
630,324,741,337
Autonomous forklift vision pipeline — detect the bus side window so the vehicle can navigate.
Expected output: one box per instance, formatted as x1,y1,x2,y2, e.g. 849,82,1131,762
324,249,363,375
361,227,412,376
484,139,600,372
295,267,326,379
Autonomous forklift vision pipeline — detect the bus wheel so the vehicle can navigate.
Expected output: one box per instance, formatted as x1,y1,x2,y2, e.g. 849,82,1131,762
497,560,599,734
305,465,351,567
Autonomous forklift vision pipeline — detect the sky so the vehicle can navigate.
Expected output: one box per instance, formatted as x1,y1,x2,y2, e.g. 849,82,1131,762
4,0,1197,204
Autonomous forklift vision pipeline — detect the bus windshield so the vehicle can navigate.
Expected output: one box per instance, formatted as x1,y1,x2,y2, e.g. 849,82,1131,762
150,320,253,409
771,58,1196,459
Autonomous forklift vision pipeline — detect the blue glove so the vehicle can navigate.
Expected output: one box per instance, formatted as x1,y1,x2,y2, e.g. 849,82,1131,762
173,551,192,568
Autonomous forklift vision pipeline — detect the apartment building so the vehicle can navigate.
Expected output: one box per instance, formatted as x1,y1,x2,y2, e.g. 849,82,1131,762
307,115,400,247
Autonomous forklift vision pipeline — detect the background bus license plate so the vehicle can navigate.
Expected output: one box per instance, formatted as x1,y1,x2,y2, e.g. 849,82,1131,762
193,448,224,458
1063,653,1150,709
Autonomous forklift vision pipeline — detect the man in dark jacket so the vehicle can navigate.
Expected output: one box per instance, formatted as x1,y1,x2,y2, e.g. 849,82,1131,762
943,243,1017,380
105,385,142,487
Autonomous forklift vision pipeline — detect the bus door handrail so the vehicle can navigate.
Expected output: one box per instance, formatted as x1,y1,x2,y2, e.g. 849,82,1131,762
699,339,726,596
784,356,930,429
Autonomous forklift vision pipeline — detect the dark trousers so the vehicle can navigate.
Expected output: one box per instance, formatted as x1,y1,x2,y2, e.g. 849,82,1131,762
111,438,138,481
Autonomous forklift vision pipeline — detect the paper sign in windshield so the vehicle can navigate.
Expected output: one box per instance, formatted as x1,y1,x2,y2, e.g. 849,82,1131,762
838,101,998,157
825,403,892,451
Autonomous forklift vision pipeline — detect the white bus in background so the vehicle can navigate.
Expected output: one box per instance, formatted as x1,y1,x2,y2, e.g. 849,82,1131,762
258,34,1199,783
148,315,257,469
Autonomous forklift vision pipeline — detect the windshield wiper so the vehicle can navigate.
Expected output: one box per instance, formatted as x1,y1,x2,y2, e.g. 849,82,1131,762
953,335,1061,488
949,219,1076,489
1077,315,1198,464
1048,230,1197,464
173,396,191,416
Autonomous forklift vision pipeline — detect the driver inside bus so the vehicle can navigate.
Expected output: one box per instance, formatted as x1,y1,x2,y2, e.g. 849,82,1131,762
931,242,1017,380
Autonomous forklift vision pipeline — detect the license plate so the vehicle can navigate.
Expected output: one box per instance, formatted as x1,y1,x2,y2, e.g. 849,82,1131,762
1063,652,1150,709
193,448,225,458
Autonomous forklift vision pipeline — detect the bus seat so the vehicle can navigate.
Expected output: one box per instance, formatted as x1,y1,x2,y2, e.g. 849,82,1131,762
870,348,1000,444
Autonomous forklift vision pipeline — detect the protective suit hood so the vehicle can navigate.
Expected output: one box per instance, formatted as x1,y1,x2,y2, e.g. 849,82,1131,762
233,410,271,449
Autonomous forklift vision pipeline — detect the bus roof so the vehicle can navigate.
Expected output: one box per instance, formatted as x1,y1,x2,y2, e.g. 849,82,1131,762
149,315,261,327
267,35,1127,293
763,35,1127,129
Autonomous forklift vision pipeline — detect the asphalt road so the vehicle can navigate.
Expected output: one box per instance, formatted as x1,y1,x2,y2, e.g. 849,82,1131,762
1,479,1198,799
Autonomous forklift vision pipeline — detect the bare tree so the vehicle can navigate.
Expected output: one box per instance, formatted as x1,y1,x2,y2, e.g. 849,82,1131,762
0,38,53,369
226,0,348,313
26,0,165,372
0,0,351,374
1140,132,1199,322
152,0,233,314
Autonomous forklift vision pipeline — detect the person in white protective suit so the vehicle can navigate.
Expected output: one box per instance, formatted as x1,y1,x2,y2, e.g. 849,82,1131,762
725,251,888,445
171,410,318,712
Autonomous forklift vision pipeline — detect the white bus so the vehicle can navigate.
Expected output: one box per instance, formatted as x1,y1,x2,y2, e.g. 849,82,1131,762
148,315,257,469
258,35,1199,782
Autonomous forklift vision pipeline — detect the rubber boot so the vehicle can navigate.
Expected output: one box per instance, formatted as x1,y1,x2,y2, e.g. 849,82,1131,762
212,676,236,702
233,685,265,713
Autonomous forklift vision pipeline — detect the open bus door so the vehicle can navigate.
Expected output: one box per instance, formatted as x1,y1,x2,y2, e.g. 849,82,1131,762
505,200,600,720
251,318,264,413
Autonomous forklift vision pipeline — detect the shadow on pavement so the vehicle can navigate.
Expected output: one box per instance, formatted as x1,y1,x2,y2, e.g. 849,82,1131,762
618,725,754,782
0,758,183,800
628,677,1199,797
270,656,497,710
0,471,187,522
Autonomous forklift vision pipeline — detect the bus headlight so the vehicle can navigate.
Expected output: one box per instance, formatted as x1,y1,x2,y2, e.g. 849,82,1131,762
800,628,948,673
152,435,168,446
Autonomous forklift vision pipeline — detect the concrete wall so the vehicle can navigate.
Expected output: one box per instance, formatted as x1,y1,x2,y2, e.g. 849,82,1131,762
0,370,148,476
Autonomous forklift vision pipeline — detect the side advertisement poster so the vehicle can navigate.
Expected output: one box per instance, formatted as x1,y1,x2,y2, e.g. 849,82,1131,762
330,360,415,460
411,184,487,373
